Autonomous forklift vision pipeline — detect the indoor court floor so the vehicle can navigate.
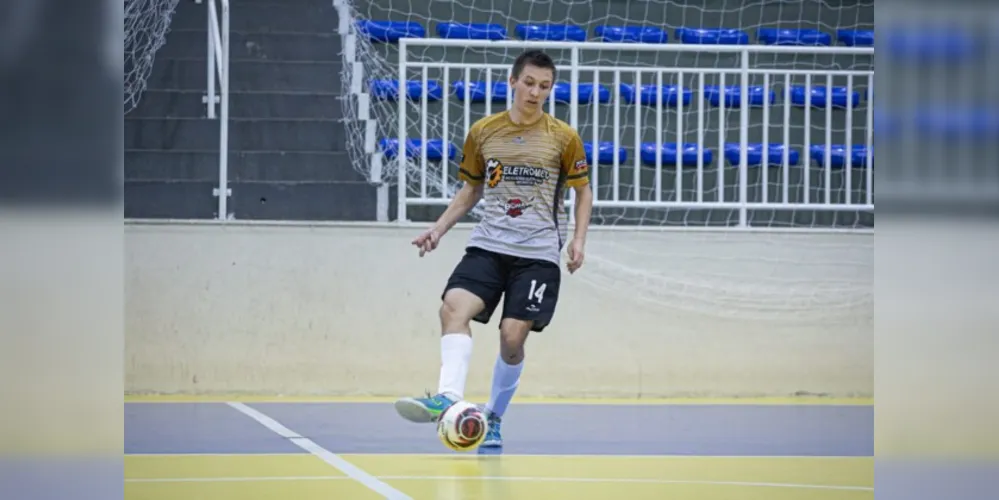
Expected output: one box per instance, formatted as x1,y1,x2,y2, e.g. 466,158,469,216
124,397,874,499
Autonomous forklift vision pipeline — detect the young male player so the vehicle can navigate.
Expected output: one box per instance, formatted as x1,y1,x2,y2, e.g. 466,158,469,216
394,49,593,447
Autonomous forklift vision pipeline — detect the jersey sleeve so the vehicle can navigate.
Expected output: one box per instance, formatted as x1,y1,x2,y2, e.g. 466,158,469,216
560,129,591,188
457,128,486,185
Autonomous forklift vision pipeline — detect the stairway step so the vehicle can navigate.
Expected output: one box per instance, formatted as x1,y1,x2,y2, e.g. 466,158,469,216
125,117,347,151
126,150,366,182
161,30,341,61
129,90,342,119
170,0,339,34
147,58,342,93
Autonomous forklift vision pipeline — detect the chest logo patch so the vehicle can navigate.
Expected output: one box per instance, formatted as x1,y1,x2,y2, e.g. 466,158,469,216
485,157,551,188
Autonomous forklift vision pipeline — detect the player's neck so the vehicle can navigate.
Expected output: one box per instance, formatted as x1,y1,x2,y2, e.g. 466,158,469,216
508,106,544,127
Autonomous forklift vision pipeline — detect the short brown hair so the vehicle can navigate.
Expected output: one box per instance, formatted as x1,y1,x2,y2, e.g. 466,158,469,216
511,49,557,80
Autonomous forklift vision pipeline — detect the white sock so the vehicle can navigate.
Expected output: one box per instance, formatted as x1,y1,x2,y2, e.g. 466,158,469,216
486,354,523,419
437,333,473,400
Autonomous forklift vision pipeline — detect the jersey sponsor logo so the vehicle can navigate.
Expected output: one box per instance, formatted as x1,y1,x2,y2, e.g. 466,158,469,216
503,197,533,218
574,158,589,173
485,157,551,188
486,158,504,188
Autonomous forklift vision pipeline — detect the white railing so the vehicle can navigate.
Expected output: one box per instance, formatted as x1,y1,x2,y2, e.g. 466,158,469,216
395,38,874,226
204,0,230,220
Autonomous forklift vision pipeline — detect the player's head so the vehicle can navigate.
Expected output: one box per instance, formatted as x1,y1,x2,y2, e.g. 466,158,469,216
509,49,556,115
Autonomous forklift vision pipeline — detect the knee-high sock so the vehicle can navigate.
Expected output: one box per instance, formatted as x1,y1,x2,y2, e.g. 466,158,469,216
486,354,522,418
437,333,473,400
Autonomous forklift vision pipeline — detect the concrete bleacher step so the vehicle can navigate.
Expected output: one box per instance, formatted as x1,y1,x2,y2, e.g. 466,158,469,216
124,117,347,151
160,30,342,61
170,0,338,34
130,89,343,120
125,181,377,221
125,150,366,183
147,58,343,93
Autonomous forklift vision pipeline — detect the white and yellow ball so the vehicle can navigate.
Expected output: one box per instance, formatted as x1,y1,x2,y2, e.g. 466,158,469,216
436,401,489,452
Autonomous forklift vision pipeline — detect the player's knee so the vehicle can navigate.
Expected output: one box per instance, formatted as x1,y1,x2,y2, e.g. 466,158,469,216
498,322,529,363
439,299,471,333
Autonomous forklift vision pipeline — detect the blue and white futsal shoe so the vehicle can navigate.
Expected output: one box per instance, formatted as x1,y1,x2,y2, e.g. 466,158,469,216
480,411,503,447
394,392,457,423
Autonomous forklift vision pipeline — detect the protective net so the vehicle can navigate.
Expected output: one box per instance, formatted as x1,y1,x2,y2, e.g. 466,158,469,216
337,0,873,326
124,0,181,115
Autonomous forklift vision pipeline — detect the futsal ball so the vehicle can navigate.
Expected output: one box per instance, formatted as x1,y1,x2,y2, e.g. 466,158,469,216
436,401,489,452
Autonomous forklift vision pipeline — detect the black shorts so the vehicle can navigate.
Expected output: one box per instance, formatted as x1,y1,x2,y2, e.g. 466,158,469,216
442,246,562,332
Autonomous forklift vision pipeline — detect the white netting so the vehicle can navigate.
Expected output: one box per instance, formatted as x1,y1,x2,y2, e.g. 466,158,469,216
337,0,874,325
124,0,181,115
339,0,875,229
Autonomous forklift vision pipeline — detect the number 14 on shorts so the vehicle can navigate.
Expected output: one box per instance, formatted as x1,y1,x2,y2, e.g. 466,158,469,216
527,279,546,311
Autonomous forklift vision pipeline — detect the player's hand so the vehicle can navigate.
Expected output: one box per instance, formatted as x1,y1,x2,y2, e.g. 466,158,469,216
412,227,441,257
566,238,585,274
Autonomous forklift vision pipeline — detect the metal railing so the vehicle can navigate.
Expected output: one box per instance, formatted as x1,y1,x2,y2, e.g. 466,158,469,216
395,38,874,226
204,0,230,220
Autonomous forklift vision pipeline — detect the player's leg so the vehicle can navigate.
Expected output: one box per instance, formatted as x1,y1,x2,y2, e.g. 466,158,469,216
394,248,505,424
481,257,562,446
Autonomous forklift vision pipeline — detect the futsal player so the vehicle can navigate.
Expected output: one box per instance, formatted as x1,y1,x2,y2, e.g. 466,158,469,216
393,49,593,447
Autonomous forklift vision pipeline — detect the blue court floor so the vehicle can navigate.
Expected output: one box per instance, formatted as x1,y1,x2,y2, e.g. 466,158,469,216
124,398,874,499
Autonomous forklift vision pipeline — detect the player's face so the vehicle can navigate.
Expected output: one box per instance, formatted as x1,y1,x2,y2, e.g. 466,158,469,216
510,64,554,114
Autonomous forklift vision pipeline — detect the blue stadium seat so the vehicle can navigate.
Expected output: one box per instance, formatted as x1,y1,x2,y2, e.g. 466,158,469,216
757,28,832,46
702,85,776,107
436,22,506,40
913,108,999,139
452,81,509,102
724,143,800,166
619,84,693,106
809,145,869,168
368,79,443,101
640,143,713,167
583,142,628,164
379,138,457,161
515,23,587,41
676,28,749,45
593,26,669,44
789,86,862,108
837,29,873,46
355,20,425,43
886,27,980,61
550,82,611,104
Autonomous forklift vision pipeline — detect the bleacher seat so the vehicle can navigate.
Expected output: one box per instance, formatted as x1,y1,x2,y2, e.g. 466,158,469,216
436,22,507,40
676,28,750,45
369,79,443,101
837,29,873,46
355,20,425,43
550,82,611,104
886,27,979,60
789,86,862,108
757,28,832,46
619,84,693,106
913,109,999,138
584,142,628,164
515,23,587,41
379,138,457,161
640,143,713,167
594,26,669,44
452,81,509,103
702,85,776,107
724,143,800,166
809,145,869,168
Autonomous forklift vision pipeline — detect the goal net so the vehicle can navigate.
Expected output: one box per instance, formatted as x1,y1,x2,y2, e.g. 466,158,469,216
337,0,873,331
124,0,181,115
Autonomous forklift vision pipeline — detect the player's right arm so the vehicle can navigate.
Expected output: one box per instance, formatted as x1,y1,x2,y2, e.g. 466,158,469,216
412,127,486,257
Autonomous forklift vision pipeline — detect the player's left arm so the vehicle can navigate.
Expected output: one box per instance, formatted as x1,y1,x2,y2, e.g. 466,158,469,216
561,129,593,274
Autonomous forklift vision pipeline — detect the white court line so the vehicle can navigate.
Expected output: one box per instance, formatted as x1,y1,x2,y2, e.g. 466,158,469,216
125,452,868,459
124,474,873,491
225,401,412,500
